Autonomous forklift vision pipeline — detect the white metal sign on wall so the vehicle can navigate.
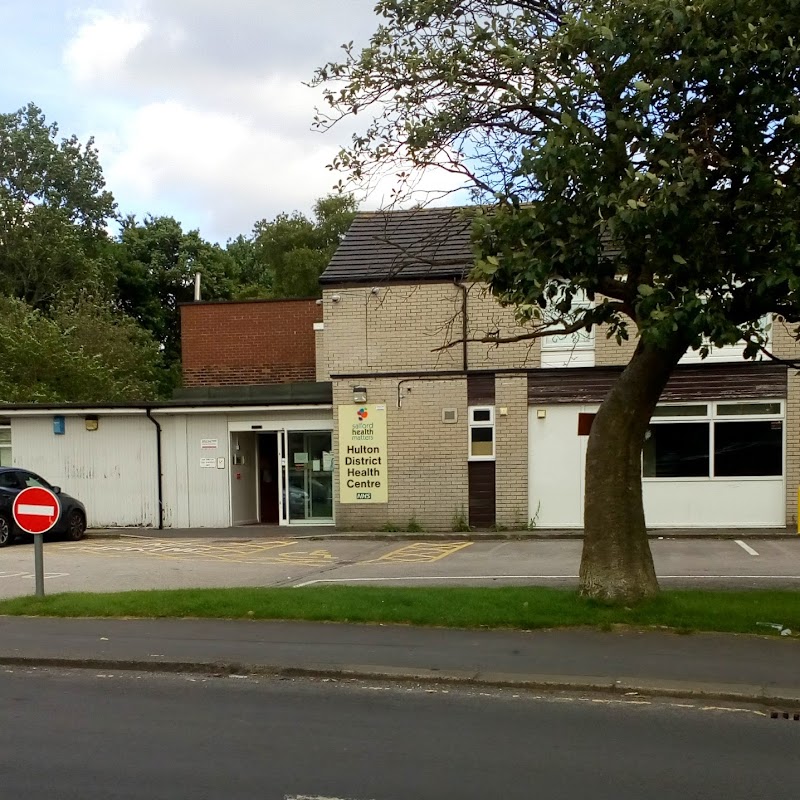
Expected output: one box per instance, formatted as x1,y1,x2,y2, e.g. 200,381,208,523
338,404,388,504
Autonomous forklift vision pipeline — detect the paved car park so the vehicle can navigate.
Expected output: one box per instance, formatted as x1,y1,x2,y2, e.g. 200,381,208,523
1,535,799,598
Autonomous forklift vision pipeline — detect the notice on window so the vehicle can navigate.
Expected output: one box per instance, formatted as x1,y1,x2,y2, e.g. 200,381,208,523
322,451,334,471
294,452,309,465
338,404,388,504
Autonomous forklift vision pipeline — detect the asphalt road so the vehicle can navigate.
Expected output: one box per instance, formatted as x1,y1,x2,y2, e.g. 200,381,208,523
1,669,797,800
1,535,800,597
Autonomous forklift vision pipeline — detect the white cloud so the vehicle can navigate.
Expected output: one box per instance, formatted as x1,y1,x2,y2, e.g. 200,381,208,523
63,9,149,83
100,101,344,237
58,0,471,240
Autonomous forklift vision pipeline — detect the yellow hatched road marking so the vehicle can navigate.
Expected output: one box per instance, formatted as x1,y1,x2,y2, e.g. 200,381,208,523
68,539,336,566
362,541,472,564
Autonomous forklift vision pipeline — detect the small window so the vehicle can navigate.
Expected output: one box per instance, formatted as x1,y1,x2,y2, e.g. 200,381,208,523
643,423,710,477
469,406,495,460
652,404,708,418
716,402,782,416
0,427,11,468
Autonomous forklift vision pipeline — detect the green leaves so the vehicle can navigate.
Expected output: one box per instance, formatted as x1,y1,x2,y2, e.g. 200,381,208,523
0,296,163,404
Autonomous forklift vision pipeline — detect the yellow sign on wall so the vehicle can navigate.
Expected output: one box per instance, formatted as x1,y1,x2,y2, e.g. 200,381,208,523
338,404,388,504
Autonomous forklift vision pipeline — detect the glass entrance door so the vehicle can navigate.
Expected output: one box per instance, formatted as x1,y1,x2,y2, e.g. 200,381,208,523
286,431,334,523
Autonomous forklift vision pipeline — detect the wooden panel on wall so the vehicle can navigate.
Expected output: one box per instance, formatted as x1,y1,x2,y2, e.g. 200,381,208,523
468,373,496,405
528,363,787,404
468,460,496,528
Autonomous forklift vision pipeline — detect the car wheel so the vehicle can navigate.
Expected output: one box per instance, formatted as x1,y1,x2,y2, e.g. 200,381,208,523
0,514,12,548
66,510,86,541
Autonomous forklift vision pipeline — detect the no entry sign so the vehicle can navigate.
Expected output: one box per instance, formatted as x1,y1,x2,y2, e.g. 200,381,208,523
12,486,61,535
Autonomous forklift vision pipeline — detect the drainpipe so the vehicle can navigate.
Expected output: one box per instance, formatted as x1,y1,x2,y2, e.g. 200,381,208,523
457,281,469,372
145,408,164,530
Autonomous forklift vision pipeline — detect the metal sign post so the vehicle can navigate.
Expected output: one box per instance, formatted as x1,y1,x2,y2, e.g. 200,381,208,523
33,534,45,597
12,486,61,598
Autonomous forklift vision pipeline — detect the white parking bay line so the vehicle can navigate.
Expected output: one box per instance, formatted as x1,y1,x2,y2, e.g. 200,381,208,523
735,540,760,556
286,795,371,800
293,574,800,587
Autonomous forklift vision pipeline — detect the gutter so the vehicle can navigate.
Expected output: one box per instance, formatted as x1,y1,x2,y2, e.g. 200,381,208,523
145,408,164,530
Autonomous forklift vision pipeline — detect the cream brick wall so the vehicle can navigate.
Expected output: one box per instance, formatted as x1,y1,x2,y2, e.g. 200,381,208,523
465,285,541,369
322,283,540,375
332,377,469,530
769,318,800,528
315,328,328,382
594,316,639,366
495,376,529,528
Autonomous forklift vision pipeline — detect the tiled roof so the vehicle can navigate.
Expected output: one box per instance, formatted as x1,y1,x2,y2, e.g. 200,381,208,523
320,207,476,285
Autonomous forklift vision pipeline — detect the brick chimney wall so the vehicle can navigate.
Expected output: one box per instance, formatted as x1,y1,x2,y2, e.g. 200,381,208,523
180,299,322,387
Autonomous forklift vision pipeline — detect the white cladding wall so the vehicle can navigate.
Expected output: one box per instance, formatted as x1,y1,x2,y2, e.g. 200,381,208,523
10,409,333,529
528,405,786,528
10,415,159,528
159,414,232,528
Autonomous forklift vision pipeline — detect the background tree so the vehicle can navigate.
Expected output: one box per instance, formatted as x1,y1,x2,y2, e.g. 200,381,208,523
250,193,358,298
113,215,240,373
0,296,163,403
0,103,117,306
315,0,800,602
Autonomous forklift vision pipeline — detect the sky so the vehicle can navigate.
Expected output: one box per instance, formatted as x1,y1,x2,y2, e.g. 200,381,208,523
0,0,460,243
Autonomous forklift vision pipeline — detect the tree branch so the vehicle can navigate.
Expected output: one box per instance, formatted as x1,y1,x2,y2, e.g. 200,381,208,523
433,312,597,351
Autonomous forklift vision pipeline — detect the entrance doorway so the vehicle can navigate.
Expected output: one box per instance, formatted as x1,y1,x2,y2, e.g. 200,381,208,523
258,432,280,524
286,431,334,523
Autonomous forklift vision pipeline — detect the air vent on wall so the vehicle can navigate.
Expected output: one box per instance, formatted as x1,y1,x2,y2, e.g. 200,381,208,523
442,408,458,424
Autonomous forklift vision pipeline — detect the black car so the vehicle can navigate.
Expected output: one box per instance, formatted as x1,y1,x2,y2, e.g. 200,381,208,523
0,467,87,547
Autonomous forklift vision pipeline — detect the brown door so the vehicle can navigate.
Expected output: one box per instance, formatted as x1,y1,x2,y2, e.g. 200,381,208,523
258,433,280,524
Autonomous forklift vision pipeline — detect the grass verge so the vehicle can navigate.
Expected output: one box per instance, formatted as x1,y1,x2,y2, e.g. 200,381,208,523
0,586,797,636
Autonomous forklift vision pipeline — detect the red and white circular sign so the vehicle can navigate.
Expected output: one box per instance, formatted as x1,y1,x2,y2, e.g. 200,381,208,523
12,486,61,535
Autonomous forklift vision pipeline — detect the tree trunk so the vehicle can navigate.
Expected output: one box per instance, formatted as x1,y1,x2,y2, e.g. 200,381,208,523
579,337,687,603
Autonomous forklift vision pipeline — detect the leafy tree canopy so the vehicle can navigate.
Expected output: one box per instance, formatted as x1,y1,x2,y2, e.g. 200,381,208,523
113,215,240,369
248,193,358,298
0,103,117,307
315,0,800,602
0,296,163,403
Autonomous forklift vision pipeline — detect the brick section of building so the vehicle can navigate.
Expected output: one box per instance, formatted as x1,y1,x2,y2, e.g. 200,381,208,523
332,378,469,531
180,299,322,387
495,376,529,528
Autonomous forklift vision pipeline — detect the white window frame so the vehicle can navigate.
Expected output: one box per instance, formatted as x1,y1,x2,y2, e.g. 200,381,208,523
540,289,595,368
643,400,784,481
680,314,773,364
468,406,496,461
0,425,11,468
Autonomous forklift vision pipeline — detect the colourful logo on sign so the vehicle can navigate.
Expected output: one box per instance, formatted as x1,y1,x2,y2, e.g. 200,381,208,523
357,408,368,421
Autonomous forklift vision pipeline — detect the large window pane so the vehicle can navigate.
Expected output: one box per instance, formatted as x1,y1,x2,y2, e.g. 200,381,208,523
714,421,783,477
643,423,709,477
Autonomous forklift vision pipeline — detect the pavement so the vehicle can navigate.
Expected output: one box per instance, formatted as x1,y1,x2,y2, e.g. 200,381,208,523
1,616,799,710
87,524,800,539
